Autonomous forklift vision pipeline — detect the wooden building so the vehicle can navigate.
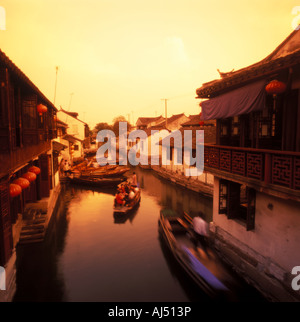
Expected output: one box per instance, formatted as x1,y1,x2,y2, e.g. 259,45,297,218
196,29,300,301
0,50,57,300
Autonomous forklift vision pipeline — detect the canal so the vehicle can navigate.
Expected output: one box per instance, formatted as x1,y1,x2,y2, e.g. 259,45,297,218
13,167,263,302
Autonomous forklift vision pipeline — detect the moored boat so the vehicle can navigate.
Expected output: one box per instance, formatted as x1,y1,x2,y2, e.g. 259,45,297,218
80,166,130,178
69,176,125,188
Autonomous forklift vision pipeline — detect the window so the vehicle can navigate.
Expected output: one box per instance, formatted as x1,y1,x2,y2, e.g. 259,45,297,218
218,179,256,231
22,95,37,129
74,144,79,151
231,116,240,136
220,119,230,137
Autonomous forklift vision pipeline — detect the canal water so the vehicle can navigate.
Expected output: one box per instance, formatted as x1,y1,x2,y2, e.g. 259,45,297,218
13,167,263,302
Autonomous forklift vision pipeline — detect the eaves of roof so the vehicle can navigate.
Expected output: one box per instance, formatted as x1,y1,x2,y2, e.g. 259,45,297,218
196,50,300,99
0,50,57,111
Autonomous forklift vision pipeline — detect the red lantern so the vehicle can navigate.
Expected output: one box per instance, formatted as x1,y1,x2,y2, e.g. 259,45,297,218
199,112,204,126
12,177,30,189
9,184,22,198
265,80,286,98
37,104,47,116
28,166,41,175
22,172,37,182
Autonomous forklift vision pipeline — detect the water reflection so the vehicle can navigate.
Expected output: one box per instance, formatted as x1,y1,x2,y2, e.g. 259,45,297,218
16,166,262,302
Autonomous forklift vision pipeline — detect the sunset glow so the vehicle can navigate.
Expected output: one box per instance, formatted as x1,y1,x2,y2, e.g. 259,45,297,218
0,0,298,128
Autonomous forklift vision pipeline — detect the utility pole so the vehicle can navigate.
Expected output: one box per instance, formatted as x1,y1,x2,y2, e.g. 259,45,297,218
161,98,168,128
54,66,59,105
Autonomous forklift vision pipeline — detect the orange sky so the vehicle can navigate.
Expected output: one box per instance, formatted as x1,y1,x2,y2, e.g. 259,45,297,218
0,0,299,128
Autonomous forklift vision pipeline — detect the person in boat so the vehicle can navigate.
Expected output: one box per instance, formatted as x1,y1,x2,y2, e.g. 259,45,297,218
192,212,210,256
128,188,135,205
115,192,125,207
131,172,138,187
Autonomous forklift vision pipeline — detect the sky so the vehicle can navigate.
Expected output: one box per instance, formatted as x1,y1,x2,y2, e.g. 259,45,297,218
0,0,299,129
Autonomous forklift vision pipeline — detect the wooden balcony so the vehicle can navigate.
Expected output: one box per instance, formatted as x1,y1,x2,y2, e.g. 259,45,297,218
204,144,300,192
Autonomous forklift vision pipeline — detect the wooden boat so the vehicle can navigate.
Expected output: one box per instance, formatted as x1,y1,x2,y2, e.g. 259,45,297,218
113,188,141,215
80,166,130,178
69,176,125,188
158,209,250,300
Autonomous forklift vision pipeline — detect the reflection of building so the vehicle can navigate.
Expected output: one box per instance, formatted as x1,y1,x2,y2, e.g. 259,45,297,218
57,108,90,162
0,50,58,301
197,29,300,301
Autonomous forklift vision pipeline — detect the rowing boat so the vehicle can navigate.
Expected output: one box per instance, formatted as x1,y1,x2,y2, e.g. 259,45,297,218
113,188,141,215
158,209,250,300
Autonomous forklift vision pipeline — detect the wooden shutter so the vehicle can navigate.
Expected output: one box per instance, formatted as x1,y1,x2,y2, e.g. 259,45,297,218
246,188,256,231
0,180,12,266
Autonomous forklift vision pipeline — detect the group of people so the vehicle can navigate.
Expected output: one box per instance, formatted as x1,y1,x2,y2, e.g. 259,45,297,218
114,173,138,207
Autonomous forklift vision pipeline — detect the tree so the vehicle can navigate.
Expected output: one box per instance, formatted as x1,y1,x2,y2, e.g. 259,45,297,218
94,122,112,133
112,115,132,137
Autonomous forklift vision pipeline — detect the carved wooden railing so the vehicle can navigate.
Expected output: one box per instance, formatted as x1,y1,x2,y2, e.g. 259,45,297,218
204,144,300,191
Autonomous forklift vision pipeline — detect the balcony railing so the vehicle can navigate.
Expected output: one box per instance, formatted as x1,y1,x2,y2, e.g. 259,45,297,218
204,144,300,191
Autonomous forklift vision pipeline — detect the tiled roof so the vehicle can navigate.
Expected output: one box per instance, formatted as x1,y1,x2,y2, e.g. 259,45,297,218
136,116,163,126
181,114,216,127
196,29,300,99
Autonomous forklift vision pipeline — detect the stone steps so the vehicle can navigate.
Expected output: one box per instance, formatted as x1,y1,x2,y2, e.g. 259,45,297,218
18,208,48,245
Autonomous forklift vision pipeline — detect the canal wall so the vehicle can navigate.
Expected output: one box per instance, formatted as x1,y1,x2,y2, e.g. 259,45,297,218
0,183,62,302
210,178,300,302
18,182,62,244
150,165,213,198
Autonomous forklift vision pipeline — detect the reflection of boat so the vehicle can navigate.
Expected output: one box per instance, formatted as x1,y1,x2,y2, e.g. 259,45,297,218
158,209,244,300
113,205,139,224
69,176,124,188
113,189,141,215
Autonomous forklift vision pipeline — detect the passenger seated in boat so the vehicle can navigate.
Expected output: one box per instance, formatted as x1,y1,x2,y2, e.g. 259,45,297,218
131,172,138,187
192,213,210,257
115,193,125,207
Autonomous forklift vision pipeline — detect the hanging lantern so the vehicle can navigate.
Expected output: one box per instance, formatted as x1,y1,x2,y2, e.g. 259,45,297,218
12,177,30,189
265,80,286,98
22,172,37,182
9,184,22,198
199,112,204,126
28,166,41,175
37,104,48,116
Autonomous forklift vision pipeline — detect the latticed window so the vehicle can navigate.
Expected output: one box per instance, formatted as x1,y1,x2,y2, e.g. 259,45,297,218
22,95,37,129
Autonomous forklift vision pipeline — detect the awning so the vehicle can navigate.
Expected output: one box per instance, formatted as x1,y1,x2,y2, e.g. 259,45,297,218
62,134,83,144
201,80,266,120
52,141,67,152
